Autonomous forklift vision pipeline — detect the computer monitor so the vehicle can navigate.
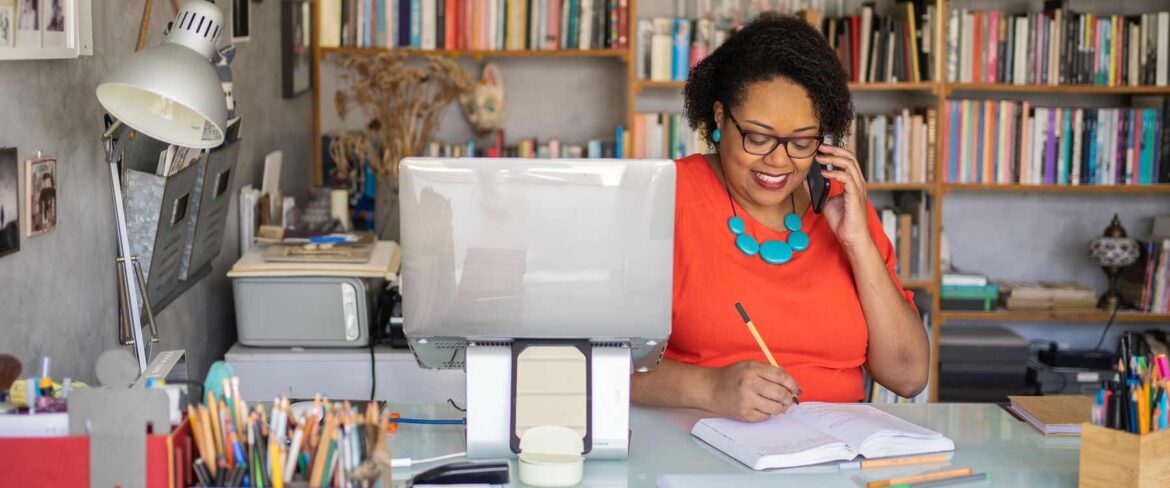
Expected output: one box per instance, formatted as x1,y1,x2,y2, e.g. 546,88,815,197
399,158,675,372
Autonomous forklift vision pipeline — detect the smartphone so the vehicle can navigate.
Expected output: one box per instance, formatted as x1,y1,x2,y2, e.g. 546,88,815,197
807,163,831,214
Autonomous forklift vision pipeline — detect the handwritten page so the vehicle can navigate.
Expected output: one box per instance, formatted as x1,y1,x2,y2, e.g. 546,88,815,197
693,413,853,469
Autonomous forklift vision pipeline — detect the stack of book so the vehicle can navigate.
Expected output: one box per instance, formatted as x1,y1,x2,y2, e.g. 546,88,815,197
878,193,931,281
631,113,704,160
824,1,939,83
319,0,630,51
946,7,1170,86
996,280,1097,311
941,272,998,311
1120,232,1170,313
846,109,937,184
942,99,1169,185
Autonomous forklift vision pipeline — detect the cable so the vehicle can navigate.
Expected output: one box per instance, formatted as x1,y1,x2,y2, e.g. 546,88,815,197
1093,306,1122,352
390,452,467,468
369,339,377,401
447,398,466,412
385,417,466,425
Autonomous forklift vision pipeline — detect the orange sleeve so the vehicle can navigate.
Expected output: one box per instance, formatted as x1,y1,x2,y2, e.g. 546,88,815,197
864,202,919,314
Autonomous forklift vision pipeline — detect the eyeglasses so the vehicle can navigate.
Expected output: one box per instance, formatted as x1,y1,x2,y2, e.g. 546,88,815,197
726,111,823,159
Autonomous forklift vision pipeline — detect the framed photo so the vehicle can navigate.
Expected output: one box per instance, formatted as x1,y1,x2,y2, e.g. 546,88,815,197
15,0,38,48
24,155,55,236
0,5,14,48
281,0,312,98
40,0,64,48
0,147,19,258
231,0,250,43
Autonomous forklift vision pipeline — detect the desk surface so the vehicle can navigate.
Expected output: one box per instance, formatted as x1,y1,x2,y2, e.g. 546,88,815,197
386,403,1080,488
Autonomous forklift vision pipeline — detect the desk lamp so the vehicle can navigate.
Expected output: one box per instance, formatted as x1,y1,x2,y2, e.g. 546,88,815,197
96,1,228,372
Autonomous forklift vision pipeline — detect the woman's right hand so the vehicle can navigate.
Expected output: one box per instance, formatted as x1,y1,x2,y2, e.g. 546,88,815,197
705,360,802,422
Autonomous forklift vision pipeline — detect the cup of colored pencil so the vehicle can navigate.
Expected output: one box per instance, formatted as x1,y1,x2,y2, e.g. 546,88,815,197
186,377,390,487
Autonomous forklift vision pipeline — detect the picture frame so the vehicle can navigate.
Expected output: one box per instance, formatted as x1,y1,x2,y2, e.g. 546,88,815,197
231,0,249,43
281,0,311,98
0,147,19,258
39,0,65,48
23,155,56,236
0,5,14,48
15,0,39,48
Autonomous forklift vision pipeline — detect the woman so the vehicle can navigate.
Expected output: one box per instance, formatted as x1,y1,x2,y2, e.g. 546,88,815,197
631,14,929,422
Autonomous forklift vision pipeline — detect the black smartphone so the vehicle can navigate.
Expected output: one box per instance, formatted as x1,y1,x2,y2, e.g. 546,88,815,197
807,163,831,213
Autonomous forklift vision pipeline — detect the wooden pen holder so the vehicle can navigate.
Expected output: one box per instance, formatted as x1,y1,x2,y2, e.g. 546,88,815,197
1079,423,1170,488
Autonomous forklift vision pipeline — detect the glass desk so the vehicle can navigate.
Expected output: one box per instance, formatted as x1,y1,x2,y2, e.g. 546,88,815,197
386,403,1080,487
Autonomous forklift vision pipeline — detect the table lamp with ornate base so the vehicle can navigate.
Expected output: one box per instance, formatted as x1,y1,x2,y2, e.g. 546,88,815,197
1088,214,1140,311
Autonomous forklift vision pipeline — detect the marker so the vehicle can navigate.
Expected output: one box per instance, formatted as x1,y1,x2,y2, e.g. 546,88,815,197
26,378,37,414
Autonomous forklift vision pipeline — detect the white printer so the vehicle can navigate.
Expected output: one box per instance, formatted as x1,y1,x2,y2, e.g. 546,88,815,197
227,241,400,347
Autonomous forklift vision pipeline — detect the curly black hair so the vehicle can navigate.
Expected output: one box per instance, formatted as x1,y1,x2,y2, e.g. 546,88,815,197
684,13,854,148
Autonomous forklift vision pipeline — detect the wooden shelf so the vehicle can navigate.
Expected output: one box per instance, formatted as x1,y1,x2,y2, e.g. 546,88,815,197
633,80,938,93
901,278,933,289
940,310,1170,323
942,183,1170,194
869,182,935,192
320,47,628,60
849,82,937,92
944,83,1170,95
634,80,685,91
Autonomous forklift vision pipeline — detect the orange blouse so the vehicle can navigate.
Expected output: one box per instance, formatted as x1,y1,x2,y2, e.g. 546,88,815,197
667,154,917,402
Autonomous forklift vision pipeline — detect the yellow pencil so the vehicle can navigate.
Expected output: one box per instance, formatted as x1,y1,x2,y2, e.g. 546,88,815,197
735,303,778,367
866,467,974,488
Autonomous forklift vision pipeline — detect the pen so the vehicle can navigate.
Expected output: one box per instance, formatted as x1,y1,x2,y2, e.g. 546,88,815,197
866,467,974,488
735,302,798,404
890,472,989,488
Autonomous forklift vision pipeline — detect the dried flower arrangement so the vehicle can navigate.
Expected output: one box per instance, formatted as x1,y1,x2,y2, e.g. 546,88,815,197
333,53,475,180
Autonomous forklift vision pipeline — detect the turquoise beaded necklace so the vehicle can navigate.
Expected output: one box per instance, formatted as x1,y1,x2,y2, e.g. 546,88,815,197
724,183,810,265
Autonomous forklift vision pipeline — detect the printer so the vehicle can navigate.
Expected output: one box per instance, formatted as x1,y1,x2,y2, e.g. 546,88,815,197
227,241,400,347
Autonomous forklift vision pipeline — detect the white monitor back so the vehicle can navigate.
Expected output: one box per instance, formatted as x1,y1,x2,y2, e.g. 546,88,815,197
399,158,675,370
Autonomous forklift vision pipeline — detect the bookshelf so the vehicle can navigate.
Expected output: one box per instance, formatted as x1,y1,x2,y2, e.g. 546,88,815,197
309,0,1170,401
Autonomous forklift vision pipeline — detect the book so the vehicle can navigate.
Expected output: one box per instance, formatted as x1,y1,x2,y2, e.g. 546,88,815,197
1007,395,1093,436
690,403,954,470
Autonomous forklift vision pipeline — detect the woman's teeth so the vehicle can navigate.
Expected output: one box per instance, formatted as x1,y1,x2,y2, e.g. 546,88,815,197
753,171,787,184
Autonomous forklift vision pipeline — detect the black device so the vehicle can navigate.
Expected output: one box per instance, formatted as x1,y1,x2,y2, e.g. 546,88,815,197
807,162,831,213
1037,343,1115,371
409,461,510,486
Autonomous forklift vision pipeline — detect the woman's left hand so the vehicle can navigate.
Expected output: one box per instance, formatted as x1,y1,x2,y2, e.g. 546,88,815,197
814,144,872,252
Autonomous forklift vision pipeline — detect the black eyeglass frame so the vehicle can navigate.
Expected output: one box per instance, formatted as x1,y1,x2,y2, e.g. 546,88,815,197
724,111,824,159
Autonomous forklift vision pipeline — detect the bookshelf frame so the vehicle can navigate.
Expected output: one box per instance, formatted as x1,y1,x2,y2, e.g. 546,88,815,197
309,0,1170,402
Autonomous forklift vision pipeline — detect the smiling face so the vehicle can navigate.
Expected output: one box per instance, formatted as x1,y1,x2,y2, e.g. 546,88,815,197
713,77,821,215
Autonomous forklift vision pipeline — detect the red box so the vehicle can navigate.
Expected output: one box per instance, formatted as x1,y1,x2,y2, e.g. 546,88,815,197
0,419,194,488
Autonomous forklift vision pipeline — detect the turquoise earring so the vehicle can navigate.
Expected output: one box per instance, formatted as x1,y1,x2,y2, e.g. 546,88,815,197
713,128,721,143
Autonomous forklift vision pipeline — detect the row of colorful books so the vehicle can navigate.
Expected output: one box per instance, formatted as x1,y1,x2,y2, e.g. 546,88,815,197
631,112,705,161
420,134,625,158
320,0,630,51
845,109,937,184
635,17,726,81
822,1,937,84
946,9,1170,86
942,99,1170,185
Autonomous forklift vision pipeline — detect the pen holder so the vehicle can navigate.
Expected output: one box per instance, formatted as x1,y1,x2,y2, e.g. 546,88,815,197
1079,423,1170,488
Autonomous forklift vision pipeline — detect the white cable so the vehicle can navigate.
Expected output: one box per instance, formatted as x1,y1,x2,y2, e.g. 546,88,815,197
390,451,468,468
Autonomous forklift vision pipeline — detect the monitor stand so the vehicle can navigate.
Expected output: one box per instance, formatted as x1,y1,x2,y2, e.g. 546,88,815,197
464,342,631,460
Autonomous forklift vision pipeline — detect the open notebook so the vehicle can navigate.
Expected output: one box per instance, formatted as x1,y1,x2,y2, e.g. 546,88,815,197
691,402,955,470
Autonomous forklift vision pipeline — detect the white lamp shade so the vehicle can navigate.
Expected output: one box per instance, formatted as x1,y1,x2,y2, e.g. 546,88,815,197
96,43,227,149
